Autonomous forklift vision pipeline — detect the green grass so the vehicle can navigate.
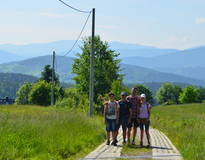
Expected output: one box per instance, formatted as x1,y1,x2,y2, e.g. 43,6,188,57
151,103,205,160
0,105,105,160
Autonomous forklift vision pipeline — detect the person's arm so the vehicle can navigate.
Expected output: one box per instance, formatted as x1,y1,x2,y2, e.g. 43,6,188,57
128,102,132,123
104,102,108,124
116,102,120,124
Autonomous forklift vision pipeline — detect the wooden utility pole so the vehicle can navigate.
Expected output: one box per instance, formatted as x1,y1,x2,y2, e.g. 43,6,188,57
89,8,95,116
51,51,55,106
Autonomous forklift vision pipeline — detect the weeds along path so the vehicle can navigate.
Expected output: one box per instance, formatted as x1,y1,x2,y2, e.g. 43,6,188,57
81,128,182,160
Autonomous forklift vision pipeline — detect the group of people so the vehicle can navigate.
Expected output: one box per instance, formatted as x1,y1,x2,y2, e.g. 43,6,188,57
104,88,151,147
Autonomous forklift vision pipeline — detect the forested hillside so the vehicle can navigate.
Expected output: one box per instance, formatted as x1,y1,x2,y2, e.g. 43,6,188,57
0,73,37,98
1,55,205,86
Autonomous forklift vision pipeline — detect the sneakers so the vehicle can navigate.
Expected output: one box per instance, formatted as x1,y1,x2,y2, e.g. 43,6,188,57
140,141,143,147
111,139,117,146
106,140,110,145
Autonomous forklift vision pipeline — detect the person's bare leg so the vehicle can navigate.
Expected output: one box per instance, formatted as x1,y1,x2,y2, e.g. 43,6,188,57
132,127,137,144
127,128,131,143
145,130,150,146
107,132,110,145
140,129,144,146
123,129,126,143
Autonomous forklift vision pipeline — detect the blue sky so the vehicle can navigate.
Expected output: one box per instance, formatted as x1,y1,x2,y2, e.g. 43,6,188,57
0,0,205,49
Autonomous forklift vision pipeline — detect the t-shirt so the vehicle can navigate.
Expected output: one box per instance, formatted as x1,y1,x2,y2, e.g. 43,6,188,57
139,103,151,119
127,96,140,118
118,100,131,119
106,101,119,120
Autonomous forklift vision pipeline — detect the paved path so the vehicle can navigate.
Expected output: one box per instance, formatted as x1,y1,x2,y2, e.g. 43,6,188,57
81,128,182,160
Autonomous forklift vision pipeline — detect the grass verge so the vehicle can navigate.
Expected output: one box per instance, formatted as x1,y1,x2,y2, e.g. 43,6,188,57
0,105,105,160
151,103,205,160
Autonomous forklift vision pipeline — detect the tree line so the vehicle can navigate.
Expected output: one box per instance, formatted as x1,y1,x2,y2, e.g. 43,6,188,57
15,36,205,109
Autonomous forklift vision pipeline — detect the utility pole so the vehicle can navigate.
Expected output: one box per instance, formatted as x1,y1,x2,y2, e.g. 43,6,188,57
89,8,95,116
51,51,55,106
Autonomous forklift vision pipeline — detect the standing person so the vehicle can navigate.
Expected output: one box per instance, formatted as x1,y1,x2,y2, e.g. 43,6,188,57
104,92,119,146
139,94,151,147
118,92,132,144
127,88,140,145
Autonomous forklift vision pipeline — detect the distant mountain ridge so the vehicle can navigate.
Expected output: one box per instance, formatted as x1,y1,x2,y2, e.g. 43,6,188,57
0,40,180,59
0,50,24,64
0,55,204,86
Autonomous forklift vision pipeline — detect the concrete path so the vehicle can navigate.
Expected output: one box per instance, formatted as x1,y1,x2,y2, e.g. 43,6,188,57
81,128,182,160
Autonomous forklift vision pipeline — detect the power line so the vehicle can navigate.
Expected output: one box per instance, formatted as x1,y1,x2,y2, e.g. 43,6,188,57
63,11,91,56
58,0,91,13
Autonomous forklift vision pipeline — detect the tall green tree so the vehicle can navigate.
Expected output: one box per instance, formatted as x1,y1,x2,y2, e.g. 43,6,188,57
72,36,122,101
40,65,59,85
15,82,32,104
179,85,198,104
111,80,130,100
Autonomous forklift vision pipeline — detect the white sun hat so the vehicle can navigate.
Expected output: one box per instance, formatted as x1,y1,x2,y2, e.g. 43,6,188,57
140,94,146,98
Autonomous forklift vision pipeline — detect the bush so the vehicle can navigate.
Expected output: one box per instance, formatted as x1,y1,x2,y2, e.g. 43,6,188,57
15,82,32,105
29,81,59,106
202,100,205,104
56,87,89,112
156,83,182,105
179,85,198,104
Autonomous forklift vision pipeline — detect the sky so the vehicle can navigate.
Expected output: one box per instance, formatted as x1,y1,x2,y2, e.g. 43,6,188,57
0,0,205,49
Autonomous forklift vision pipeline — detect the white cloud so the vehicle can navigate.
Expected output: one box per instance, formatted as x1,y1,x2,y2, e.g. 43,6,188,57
195,17,205,24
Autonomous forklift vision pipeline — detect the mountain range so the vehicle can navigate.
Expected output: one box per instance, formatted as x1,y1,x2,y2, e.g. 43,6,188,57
0,40,205,84
0,55,205,86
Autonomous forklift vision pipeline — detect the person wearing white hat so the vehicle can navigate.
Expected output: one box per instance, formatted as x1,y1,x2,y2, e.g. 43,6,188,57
139,93,152,147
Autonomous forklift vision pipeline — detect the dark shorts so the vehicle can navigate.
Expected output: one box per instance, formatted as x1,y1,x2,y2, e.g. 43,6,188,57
106,119,117,132
128,118,139,128
139,119,150,131
117,117,129,131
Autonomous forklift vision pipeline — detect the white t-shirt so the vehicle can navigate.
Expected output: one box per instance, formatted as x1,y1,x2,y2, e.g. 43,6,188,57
106,101,119,120
139,103,151,119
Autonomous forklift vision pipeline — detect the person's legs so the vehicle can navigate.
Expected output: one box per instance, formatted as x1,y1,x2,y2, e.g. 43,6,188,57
122,118,128,143
145,120,151,147
107,132,111,145
127,119,133,143
132,127,137,144
139,120,144,147
106,119,111,145
132,119,139,144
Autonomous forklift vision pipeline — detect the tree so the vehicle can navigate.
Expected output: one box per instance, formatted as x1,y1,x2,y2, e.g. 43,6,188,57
15,82,32,104
72,36,122,102
156,83,182,105
40,65,59,85
179,85,198,104
111,80,130,100
29,80,59,106
134,84,153,104
196,87,205,103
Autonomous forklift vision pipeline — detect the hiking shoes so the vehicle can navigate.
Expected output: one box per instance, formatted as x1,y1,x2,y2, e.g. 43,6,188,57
106,140,110,145
140,141,143,147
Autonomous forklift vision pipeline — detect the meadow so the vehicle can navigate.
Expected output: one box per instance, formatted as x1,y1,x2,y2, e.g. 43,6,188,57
0,105,105,160
151,103,205,160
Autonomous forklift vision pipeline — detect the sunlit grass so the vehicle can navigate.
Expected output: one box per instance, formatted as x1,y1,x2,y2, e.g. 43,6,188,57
0,105,105,160
151,104,205,160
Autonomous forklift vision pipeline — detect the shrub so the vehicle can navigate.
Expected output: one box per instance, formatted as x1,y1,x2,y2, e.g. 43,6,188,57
179,85,198,104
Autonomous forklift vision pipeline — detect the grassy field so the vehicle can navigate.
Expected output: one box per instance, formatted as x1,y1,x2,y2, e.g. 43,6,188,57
151,103,205,160
0,105,105,160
